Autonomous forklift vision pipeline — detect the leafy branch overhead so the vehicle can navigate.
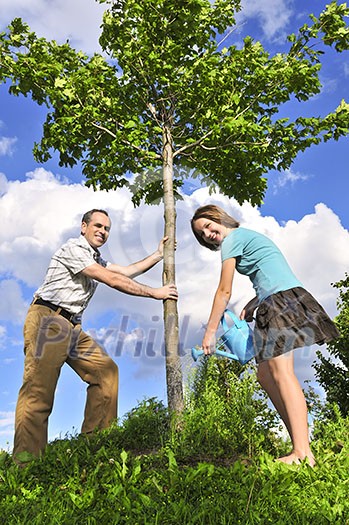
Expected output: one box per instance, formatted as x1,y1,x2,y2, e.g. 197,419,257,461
1,0,349,205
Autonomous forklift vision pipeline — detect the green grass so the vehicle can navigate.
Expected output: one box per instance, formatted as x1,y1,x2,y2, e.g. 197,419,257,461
1,362,348,524
0,416,348,524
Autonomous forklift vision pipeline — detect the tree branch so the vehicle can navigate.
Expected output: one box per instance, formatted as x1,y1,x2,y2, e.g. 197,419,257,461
173,128,214,157
91,121,161,159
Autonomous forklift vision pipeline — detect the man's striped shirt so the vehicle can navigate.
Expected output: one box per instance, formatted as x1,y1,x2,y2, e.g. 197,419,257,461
34,235,108,315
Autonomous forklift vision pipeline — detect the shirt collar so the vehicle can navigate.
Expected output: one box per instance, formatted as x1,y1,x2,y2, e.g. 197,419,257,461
78,234,101,259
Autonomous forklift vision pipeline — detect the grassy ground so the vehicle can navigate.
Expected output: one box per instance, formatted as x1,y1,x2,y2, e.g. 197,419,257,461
0,397,348,525
2,361,348,524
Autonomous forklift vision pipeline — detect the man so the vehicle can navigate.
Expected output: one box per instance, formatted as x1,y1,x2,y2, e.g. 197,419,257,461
13,209,178,460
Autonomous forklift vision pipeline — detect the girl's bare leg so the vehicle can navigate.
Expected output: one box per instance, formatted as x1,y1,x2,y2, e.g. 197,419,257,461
257,352,315,466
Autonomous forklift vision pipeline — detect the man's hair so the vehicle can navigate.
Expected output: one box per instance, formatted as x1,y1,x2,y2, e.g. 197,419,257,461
81,209,109,225
191,204,240,251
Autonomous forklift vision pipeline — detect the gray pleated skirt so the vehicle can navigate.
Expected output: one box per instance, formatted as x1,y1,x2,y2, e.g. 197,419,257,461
253,287,339,363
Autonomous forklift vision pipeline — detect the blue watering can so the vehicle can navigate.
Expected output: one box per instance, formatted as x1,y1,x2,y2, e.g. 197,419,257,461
191,310,255,365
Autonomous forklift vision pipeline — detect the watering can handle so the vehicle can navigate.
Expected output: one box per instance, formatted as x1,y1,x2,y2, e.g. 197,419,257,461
220,309,243,332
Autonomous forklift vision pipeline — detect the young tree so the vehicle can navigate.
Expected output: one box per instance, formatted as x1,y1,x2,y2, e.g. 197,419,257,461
1,0,349,413
313,275,349,417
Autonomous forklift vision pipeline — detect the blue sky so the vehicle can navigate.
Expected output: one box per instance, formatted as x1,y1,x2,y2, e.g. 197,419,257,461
0,0,348,452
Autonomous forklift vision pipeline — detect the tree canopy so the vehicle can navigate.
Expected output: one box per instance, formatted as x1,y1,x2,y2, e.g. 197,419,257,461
1,0,349,206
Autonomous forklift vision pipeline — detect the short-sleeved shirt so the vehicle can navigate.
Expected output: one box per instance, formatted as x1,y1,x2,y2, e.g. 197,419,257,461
34,235,109,314
221,227,302,302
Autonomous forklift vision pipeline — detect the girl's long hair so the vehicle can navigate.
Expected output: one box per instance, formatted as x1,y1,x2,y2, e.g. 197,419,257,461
191,205,240,251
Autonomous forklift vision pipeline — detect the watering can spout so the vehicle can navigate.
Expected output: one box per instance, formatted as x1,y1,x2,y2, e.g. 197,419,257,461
191,346,240,362
191,347,204,361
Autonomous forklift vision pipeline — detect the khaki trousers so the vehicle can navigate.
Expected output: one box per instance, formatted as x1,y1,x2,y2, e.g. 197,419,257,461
13,304,119,459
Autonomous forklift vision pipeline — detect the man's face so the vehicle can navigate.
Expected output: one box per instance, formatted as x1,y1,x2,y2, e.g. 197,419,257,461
81,212,111,249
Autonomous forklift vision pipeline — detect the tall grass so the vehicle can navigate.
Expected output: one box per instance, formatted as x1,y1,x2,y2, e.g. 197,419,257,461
0,358,348,524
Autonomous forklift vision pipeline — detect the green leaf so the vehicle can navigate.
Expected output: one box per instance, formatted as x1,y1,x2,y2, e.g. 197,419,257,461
124,119,137,129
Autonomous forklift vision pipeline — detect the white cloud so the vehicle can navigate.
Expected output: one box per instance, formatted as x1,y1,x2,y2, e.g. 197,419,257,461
272,168,311,193
0,168,132,287
0,280,28,324
0,411,14,427
0,325,6,350
0,411,15,451
0,173,9,196
0,137,17,156
239,0,293,40
318,75,338,96
0,0,105,55
3,358,16,365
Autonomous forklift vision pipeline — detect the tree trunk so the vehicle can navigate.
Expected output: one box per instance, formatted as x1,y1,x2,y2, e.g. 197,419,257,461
162,124,184,414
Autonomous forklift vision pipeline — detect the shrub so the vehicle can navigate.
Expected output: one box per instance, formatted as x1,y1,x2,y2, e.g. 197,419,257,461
313,274,349,417
174,357,283,460
120,397,171,451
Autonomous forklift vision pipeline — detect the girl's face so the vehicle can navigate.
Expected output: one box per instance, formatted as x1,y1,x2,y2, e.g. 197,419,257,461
193,217,228,247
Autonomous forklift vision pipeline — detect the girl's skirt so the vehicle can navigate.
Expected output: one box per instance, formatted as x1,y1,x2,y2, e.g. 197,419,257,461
253,287,339,363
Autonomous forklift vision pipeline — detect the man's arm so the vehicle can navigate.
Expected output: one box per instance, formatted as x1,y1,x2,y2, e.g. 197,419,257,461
81,263,178,300
107,237,170,278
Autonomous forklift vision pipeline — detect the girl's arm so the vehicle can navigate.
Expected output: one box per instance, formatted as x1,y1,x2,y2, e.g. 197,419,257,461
202,257,236,354
240,296,259,321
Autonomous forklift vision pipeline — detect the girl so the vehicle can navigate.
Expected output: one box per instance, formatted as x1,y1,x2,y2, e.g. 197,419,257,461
191,204,339,466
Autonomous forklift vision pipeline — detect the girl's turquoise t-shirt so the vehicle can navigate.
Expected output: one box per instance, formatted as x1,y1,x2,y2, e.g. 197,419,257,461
221,227,303,301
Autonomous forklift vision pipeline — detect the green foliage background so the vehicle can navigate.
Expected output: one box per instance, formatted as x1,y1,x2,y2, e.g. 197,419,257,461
314,275,349,417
